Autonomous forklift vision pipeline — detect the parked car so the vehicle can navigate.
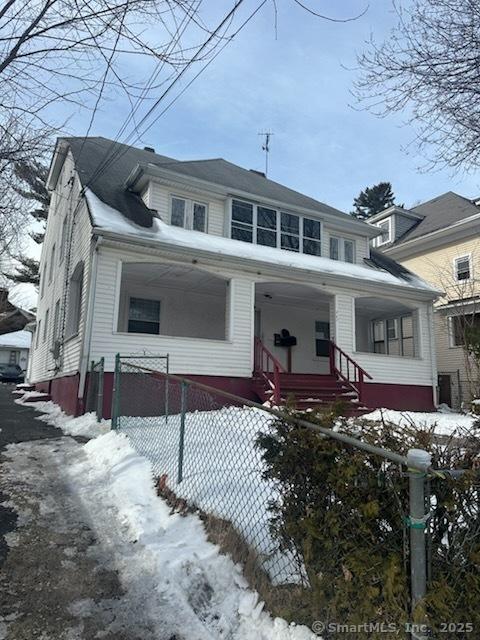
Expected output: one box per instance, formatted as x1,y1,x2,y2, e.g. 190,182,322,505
0,363,25,382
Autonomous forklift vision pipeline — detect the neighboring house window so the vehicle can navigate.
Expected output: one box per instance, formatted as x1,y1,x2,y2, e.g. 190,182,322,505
49,244,56,282
9,350,18,364
329,237,355,263
170,196,207,232
60,217,68,262
454,255,471,281
231,199,322,256
127,297,160,334
43,308,50,343
36,321,41,348
376,219,391,246
449,313,480,347
65,261,84,339
372,314,414,356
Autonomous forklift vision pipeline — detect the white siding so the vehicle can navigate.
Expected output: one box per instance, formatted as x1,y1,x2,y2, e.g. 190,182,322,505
89,247,255,376
30,150,93,383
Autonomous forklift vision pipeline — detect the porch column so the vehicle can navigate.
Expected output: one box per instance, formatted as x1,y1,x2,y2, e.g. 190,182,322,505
329,293,355,354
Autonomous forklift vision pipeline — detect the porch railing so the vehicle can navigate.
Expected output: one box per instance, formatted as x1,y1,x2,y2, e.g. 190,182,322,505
253,337,286,405
329,341,372,404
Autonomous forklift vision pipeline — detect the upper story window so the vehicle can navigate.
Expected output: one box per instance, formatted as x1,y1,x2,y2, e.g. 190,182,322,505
171,196,207,232
454,255,471,281
59,216,68,262
49,244,56,282
375,219,392,246
329,236,355,263
231,199,322,256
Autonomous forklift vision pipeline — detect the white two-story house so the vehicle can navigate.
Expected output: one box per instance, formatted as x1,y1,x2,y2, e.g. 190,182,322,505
29,137,439,417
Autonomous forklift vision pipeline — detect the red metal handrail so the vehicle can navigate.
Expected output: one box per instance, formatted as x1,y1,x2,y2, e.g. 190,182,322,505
254,337,286,405
329,341,372,403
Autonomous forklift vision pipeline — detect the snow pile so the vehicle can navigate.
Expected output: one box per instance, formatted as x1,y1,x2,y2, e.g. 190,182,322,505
0,330,32,349
16,395,110,438
70,430,316,639
362,408,477,436
85,189,436,293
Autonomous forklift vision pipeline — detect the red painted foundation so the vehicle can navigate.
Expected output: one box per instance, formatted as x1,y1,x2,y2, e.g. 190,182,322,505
362,382,435,412
36,373,436,419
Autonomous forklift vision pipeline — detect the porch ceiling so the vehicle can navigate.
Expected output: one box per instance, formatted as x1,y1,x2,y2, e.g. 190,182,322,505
122,262,228,295
255,282,331,310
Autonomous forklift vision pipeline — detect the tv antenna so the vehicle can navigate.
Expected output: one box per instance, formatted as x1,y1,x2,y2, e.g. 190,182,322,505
258,131,274,176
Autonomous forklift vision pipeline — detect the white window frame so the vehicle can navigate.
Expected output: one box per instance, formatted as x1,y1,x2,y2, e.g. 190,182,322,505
127,296,161,335
376,218,392,246
59,216,68,262
49,244,56,282
453,254,472,282
329,236,356,263
229,198,323,256
170,195,208,232
43,308,49,343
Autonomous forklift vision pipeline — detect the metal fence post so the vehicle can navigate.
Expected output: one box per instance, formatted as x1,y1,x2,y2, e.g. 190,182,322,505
177,380,188,484
407,449,431,640
111,353,121,430
97,357,104,423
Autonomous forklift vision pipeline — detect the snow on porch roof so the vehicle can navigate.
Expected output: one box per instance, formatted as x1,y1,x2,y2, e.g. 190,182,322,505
85,189,438,296
0,330,32,349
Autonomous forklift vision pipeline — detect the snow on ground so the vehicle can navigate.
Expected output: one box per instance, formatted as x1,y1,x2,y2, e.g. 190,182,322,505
118,407,305,585
362,408,477,436
71,430,315,639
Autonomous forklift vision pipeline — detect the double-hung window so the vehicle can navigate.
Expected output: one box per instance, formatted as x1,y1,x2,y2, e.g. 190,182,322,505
231,199,322,256
376,219,391,246
454,255,471,281
329,237,355,263
128,297,160,335
170,196,207,232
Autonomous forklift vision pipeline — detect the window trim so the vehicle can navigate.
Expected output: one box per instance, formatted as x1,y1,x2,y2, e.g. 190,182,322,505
371,313,415,357
170,194,208,232
127,295,161,335
329,235,356,263
453,254,472,282
49,244,56,283
375,218,392,246
229,198,323,256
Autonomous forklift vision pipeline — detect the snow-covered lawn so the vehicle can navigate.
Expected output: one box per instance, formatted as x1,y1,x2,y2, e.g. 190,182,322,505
362,408,477,436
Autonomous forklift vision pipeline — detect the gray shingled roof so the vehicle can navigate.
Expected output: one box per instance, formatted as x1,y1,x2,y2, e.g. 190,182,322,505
394,191,480,244
64,136,357,228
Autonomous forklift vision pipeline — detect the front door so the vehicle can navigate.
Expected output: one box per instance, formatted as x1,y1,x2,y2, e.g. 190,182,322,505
438,374,452,407
315,321,330,357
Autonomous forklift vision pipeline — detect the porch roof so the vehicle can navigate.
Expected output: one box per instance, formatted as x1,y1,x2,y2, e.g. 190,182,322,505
86,190,439,298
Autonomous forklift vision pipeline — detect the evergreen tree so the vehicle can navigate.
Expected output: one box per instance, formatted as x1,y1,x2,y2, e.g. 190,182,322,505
6,160,50,287
352,182,396,220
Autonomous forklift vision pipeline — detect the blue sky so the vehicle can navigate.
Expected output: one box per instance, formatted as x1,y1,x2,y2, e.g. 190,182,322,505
60,0,480,213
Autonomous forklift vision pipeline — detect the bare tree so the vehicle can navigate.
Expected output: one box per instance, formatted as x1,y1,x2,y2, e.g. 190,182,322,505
355,0,480,170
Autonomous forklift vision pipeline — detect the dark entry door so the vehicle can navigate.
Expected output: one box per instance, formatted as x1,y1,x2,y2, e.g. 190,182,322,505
438,374,452,407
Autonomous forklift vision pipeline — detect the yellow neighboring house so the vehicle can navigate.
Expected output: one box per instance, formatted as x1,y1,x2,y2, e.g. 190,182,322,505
369,192,480,409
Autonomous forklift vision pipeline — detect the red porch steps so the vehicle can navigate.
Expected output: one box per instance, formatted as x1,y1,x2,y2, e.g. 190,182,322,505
253,373,371,416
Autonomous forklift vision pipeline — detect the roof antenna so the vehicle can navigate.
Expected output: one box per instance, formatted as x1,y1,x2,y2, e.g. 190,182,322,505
258,131,273,177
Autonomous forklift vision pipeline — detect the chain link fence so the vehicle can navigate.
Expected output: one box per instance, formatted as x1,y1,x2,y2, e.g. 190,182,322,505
85,357,104,422
111,355,480,637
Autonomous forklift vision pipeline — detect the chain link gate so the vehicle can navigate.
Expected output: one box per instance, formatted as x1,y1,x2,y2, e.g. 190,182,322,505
85,357,104,422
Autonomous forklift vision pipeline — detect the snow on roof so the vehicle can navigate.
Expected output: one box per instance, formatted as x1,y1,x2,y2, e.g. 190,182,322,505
8,283,38,312
86,189,437,294
0,330,32,349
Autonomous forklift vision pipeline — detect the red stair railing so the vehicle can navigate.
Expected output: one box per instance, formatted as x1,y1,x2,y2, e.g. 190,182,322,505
329,341,372,403
254,337,287,405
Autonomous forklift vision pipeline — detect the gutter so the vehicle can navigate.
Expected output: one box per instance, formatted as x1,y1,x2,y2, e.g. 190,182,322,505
92,227,440,302
77,235,102,406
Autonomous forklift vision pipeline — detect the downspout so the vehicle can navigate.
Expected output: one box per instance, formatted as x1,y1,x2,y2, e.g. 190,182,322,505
77,234,102,412
426,303,438,408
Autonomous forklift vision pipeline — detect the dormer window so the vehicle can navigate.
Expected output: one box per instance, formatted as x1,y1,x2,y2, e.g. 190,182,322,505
376,219,392,246
170,196,207,232
230,199,322,256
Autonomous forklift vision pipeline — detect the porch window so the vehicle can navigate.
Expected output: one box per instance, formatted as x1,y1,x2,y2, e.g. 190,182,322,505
315,321,330,356
329,236,355,263
170,196,207,232
128,297,160,334
231,199,322,256
454,255,471,281
372,314,415,356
